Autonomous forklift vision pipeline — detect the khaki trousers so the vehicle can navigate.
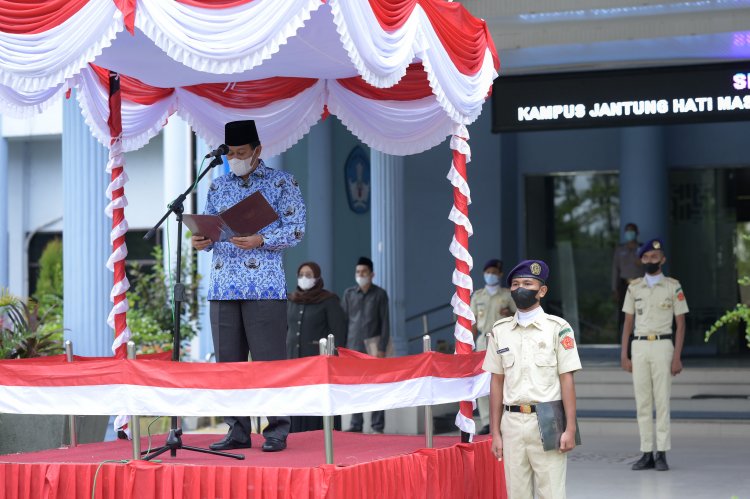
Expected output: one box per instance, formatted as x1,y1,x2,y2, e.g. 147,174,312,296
501,411,567,499
476,333,490,427
631,339,674,452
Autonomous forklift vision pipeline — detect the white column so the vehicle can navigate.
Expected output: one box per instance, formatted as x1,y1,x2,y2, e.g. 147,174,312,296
262,154,283,171
370,150,407,356
194,138,216,361
305,120,334,285
0,117,7,288
161,117,193,279
62,92,112,356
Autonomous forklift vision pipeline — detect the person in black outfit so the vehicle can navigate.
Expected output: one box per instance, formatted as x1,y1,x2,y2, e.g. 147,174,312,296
286,261,347,432
341,256,389,433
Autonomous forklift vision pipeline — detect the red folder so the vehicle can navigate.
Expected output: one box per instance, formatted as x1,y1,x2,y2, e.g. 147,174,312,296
184,191,279,242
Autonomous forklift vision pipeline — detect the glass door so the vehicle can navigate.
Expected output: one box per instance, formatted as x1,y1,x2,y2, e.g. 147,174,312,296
525,172,620,344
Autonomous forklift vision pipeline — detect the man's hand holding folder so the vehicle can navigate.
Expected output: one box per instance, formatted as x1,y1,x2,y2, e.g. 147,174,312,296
186,191,279,246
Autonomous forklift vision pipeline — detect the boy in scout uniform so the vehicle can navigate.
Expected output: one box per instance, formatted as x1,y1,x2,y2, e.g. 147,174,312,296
483,260,582,499
620,238,688,472
471,259,517,434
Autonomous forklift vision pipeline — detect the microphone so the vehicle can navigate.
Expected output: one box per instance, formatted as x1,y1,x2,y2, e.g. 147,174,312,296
204,144,229,159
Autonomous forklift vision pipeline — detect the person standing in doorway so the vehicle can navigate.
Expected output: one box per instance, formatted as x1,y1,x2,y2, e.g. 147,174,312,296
471,258,516,435
342,256,390,433
612,223,643,334
192,120,306,453
484,259,582,499
621,238,688,471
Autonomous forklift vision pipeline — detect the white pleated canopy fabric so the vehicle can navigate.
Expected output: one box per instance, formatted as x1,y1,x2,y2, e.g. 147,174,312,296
0,0,499,155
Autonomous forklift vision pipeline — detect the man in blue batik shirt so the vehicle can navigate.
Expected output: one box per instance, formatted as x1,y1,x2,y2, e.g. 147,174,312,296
192,120,306,453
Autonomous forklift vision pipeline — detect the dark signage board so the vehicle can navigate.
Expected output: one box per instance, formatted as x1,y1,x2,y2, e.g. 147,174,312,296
492,62,750,132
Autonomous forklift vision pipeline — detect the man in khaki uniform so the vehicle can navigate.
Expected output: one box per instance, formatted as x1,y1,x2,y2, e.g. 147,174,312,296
621,238,688,472
483,260,582,499
471,259,516,434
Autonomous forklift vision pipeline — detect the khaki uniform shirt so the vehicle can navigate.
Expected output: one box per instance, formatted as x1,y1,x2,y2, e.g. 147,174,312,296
482,311,582,405
471,287,517,336
622,277,689,334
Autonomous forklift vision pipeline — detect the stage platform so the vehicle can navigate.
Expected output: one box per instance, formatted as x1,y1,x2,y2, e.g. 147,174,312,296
0,431,505,498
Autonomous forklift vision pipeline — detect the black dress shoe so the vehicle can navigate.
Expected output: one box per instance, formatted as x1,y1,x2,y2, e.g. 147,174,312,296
209,433,251,451
631,452,655,470
654,451,669,471
346,426,363,433
262,437,287,452
478,425,490,435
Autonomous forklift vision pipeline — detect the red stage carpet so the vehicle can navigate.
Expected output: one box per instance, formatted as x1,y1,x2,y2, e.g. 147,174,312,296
0,431,505,498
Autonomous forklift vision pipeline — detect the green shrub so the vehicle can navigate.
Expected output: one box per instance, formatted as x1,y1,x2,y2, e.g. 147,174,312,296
0,289,63,358
126,244,201,357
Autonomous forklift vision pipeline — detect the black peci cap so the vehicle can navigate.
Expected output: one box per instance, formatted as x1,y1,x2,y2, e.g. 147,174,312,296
225,120,260,147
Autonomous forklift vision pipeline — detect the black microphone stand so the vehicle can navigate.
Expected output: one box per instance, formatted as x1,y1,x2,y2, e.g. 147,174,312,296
141,155,244,461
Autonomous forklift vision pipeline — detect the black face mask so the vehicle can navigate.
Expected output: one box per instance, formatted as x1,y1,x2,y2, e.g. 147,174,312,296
644,262,661,274
511,287,540,310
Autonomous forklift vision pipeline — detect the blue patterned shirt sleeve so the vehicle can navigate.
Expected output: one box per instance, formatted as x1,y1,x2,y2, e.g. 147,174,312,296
199,160,306,301
258,172,306,250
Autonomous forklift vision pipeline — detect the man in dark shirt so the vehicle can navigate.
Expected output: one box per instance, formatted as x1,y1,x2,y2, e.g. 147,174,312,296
341,256,390,433
612,222,643,334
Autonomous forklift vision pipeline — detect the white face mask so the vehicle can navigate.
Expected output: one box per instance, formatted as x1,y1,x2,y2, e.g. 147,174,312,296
298,276,316,291
355,275,371,287
228,150,259,177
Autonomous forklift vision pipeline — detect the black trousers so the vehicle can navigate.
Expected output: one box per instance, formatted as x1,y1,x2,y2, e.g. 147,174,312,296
350,411,385,432
210,299,290,442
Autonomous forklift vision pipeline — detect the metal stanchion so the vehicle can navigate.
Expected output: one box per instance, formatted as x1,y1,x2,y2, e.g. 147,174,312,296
127,341,141,460
423,335,433,448
319,338,334,464
64,341,78,448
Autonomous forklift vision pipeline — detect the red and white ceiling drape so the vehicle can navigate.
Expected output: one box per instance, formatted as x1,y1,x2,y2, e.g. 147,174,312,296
0,0,498,436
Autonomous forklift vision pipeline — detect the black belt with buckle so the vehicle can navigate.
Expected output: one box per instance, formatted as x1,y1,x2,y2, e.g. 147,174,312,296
634,333,673,341
504,404,536,414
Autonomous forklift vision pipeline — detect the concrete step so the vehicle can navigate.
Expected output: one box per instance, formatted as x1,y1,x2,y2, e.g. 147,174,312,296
575,366,750,399
578,417,750,438
577,397,750,420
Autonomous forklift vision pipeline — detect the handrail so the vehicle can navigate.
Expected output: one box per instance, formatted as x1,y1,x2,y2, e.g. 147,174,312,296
405,303,451,322
408,322,454,342
405,302,454,344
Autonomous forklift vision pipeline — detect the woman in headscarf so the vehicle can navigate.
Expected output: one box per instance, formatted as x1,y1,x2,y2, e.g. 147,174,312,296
287,261,347,432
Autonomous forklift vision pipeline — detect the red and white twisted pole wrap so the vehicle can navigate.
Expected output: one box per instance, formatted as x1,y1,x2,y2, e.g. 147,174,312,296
104,71,131,359
448,123,476,437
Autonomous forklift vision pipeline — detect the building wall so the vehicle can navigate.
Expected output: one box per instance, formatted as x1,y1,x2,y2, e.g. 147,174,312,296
331,118,371,297
3,131,164,297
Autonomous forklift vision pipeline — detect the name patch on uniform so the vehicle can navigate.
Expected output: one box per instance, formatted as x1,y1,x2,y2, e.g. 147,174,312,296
561,336,575,350
558,327,572,338
497,347,510,354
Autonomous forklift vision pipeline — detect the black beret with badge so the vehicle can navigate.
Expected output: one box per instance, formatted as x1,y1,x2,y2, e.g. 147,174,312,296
483,259,503,272
506,259,549,286
637,238,664,258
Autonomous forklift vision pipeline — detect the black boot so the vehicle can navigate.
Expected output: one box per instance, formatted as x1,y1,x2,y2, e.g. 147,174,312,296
654,451,669,471
631,452,655,470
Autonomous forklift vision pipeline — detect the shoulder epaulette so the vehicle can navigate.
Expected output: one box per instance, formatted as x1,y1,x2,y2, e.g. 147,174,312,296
545,314,569,327
492,316,514,328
